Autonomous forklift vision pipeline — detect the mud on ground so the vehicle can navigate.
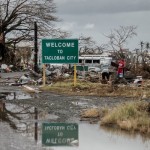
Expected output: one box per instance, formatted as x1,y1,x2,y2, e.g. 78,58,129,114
0,84,142,123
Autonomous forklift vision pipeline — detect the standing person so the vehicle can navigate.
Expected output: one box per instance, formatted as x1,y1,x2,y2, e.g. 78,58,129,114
117,59,125,78
102,71,110,81
101,66,110,82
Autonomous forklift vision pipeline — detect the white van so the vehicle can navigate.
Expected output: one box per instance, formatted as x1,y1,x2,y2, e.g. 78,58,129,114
79,55,112,67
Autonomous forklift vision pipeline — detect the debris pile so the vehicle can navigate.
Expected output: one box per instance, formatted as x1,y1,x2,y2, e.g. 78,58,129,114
1,63,149,94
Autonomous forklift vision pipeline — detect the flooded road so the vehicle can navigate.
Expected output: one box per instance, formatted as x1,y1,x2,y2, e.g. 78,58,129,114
52,123,150,150
0,120,150,150
0,72,150,150
1,96,150,150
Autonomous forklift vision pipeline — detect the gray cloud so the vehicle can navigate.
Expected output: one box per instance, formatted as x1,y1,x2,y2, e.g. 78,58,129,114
55,0,150,14
54,0,150,49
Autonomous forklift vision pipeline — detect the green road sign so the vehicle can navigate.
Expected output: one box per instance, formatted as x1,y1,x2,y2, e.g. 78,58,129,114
42,123,79,146
71,65,89,71
42,39,78,64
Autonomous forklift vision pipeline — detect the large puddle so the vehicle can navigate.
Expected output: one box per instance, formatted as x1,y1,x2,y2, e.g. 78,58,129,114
52,123,150,150
0,93,150,150
6,91,32,100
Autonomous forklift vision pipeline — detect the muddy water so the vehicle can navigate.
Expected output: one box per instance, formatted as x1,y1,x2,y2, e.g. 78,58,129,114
1,102,150,150
50,123,150,150
6,91,32,100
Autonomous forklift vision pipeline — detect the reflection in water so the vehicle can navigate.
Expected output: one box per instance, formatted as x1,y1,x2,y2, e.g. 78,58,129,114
0,102,59,141
0,91,32,100
101,125,150,142
0,101,150,150
34,107,38,141
0,100,5,111
0,102,34,130
52,123,150,150
0,101,41,142
0,100,18,129
6,91,32,100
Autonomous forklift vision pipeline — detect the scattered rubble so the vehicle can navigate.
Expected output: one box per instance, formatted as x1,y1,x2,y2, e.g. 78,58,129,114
0,63,149,95
0,64,12,73
22,85,41,93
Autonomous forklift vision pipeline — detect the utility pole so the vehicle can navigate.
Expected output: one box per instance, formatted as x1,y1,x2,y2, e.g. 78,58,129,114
0,3,5,61
0,4,3,44
34,21,38,72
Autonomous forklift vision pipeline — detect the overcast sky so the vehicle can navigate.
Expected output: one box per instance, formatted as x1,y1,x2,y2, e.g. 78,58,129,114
54,0,150,50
